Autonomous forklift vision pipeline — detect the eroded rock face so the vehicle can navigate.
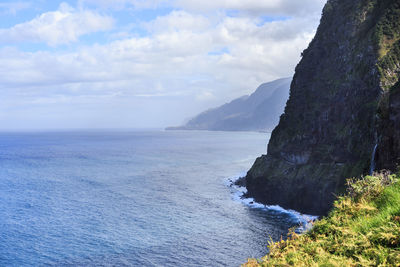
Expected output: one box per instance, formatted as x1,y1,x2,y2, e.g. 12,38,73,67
377,82,400,170
245,0,400,215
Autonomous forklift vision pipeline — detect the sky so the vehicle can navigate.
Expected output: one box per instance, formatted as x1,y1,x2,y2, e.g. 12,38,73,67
0,0,327,130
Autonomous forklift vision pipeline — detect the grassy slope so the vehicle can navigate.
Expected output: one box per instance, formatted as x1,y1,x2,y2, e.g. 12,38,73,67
244,172,400,266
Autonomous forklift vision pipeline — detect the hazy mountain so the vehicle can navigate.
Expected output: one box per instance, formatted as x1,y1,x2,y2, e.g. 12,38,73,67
167,78,291,132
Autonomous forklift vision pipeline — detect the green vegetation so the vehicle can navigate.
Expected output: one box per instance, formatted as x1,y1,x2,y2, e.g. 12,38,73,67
375,1,400,89
375,1,400,56
244,172,400,266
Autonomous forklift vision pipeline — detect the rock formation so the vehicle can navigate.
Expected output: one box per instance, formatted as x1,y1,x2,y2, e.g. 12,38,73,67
245,0,400,215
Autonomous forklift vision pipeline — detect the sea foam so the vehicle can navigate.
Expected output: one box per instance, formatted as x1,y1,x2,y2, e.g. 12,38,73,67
226,172,318,233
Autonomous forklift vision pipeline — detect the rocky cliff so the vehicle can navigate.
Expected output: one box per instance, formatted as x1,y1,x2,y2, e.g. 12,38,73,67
245,0,400,215
167,78,291,132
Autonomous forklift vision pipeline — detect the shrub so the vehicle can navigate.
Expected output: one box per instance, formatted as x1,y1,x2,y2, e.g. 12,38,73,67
243,172,400,266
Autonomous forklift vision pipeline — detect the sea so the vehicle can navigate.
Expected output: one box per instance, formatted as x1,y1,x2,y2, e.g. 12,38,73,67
0,130,314,266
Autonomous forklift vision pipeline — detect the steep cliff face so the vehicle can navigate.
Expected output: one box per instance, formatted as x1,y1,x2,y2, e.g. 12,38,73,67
245,0,400,215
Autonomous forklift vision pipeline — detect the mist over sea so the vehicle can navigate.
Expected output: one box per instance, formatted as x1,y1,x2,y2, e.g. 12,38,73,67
0,130,304,266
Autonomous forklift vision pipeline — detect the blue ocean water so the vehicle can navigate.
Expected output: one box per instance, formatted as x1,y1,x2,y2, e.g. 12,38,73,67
0,130,305,266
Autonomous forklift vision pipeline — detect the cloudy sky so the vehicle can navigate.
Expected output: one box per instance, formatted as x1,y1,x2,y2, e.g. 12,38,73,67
0,0,326,130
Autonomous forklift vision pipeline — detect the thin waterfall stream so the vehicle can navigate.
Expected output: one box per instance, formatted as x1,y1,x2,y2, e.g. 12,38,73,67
370,143,378,175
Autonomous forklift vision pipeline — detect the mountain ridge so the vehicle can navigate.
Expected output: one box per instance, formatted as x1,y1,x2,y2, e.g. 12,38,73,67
167,78,291,132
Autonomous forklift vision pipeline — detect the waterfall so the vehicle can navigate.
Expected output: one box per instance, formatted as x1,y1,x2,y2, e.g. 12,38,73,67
369,143,378,175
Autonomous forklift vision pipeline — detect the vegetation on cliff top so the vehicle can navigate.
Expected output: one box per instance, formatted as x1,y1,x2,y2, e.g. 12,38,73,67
244,172,400,266
375,1,400,89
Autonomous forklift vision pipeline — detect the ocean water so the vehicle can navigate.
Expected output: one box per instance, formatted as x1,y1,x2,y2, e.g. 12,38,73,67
0,130,308,266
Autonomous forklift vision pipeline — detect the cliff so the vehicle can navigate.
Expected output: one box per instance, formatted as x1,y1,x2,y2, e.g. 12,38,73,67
245,0,400,215
166,78,290,132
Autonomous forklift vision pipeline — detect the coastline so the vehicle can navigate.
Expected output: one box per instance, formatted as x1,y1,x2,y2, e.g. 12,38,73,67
226,172,318,233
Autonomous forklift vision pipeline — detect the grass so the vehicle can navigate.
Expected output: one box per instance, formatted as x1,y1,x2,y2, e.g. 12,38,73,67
244,171,400,266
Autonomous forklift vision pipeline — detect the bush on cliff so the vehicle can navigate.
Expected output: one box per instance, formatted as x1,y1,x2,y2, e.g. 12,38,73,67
244,172,400,266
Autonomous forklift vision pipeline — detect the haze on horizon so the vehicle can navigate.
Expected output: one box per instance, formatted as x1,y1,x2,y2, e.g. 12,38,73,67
0,0,326,130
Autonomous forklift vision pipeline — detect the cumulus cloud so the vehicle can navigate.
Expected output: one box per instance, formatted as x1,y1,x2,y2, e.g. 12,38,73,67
0,11,316,95
145,10,211,33
0,2,114,46
0,0,327,128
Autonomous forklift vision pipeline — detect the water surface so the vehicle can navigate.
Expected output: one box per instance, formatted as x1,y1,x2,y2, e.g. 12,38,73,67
0,130,302,266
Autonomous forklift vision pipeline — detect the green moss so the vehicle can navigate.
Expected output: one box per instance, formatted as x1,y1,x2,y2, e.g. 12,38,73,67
244,172,400,266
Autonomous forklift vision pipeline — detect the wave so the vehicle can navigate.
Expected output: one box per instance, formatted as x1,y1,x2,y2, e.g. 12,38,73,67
226,172,318,233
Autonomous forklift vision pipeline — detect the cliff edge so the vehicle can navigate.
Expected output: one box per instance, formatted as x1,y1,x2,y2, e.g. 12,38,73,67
245,0,400,215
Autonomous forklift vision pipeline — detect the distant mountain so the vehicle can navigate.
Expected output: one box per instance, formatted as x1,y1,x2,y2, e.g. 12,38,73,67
167,78,291,132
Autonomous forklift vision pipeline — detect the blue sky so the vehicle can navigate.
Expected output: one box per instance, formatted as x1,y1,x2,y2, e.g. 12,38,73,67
0,0,326,130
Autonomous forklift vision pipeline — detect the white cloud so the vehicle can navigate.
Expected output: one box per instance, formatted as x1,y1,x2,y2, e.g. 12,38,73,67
0,1,327,128
196,91,215,101
145,10,211,33
0,11,317,96
79,0,326,17
174,0,327,16
0,2,114,46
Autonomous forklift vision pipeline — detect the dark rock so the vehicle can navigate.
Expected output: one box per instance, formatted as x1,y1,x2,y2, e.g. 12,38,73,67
234,176,247,187
245,0,400,216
